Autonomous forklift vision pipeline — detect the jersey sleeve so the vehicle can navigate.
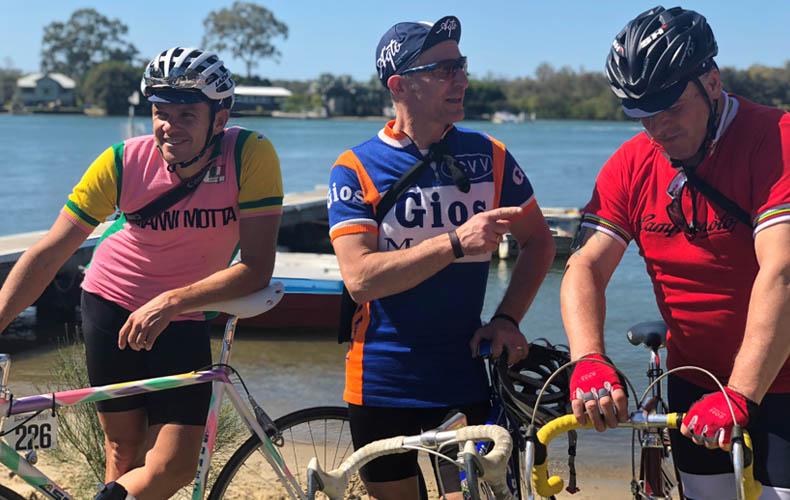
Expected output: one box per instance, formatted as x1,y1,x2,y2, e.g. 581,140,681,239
752,112,790,234
580,146,634,247
499,149,537,213
61,145,121,232
237,131,283,218
328,150,378,242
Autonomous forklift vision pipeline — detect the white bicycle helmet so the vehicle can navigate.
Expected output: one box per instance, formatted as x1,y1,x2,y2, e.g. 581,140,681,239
141,47,235,110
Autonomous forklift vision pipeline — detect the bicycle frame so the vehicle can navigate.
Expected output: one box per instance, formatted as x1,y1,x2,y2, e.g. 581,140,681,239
0,283,307,500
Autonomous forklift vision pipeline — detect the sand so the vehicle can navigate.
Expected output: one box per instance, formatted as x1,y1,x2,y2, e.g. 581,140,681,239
1,450,638,499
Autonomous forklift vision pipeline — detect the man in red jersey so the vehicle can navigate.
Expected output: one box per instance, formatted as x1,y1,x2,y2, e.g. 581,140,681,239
561,6,790,499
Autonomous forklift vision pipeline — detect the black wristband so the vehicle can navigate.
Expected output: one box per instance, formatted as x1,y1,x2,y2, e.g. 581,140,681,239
490,313,520,329
448,230,464,258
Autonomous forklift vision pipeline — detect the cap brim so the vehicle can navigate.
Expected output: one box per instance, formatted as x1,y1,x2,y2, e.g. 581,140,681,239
147,90,206,105
622,79,687,119
422,15,461,54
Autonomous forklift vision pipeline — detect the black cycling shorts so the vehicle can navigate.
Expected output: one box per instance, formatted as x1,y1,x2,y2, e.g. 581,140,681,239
348,401,491,488
82,291,212,426
668,374,790,494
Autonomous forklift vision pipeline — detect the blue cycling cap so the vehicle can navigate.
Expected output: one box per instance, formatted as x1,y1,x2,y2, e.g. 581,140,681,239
375,15,461,88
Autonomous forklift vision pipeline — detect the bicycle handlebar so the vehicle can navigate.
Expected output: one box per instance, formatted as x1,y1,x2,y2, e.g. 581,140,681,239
306,425,514,500
530,414,761,500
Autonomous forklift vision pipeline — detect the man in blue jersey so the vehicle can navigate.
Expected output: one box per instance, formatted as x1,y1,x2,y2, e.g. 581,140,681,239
328,15,555,499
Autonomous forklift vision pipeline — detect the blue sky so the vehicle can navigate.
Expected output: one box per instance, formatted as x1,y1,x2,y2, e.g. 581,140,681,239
1,1,788,81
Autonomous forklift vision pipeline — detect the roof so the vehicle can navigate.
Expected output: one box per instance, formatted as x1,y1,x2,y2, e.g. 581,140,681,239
17,73,76,89
235,86,292,97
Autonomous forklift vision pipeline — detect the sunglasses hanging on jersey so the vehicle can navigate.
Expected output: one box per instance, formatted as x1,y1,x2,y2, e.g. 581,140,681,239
426,139,470,193
665,170,700,239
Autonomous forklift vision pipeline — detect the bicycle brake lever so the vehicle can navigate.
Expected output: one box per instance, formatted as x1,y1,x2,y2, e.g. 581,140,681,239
306,466,323,500
524,438,536,500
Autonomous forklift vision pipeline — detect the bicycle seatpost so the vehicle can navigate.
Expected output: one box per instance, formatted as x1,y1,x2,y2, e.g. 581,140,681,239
0,354,10,402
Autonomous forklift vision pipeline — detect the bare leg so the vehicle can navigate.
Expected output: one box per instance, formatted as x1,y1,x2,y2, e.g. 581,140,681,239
115,423,205,500
365,476,420,500
98,409,147,481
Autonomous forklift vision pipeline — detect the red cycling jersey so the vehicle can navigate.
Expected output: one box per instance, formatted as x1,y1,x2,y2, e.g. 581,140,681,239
582,94,790,392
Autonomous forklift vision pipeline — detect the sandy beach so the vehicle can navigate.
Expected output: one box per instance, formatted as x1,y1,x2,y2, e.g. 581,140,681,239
3,451,637,499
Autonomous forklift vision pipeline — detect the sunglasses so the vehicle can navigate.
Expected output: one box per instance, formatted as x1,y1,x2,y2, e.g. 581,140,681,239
143,66,207,94
665,171,700,238
401,56,468,80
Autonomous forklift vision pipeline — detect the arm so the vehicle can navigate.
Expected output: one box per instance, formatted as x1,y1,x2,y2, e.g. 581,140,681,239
561,227,625,358
0,215,90,332
560,227,628,430
119,213,280,350
678,223,790,450
729,222,790,402
469,206,555,363
333,205,524,304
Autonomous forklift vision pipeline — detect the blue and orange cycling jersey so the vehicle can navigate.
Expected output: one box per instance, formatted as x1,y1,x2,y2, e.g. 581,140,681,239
328,121,537,407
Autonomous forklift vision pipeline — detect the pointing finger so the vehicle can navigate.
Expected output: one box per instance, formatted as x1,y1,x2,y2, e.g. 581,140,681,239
484,206,524,221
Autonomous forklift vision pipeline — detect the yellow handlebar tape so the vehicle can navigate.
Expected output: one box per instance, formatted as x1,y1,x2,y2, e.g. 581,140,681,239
533,415,592,497
532,414,762,500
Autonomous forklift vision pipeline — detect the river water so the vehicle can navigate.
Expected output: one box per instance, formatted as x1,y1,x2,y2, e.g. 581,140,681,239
0,113,660,481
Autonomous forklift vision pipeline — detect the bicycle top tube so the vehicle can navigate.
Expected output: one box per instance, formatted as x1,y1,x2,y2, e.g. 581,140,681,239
528,413,762,500
0,368,229,416
0,282,284,409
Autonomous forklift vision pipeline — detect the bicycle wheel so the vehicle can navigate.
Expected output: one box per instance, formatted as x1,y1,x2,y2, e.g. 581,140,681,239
0,485,25,500
209,406,365,499
639,445,679,499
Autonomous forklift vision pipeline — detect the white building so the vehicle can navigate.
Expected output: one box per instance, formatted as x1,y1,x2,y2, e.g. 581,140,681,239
234,86,292,111
17,73,76,107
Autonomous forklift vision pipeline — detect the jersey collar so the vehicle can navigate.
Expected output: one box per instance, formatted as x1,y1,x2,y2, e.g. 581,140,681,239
378,120,456,154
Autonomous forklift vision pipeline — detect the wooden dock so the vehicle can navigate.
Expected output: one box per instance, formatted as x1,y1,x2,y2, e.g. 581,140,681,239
0,187,580,325
0,186,329,280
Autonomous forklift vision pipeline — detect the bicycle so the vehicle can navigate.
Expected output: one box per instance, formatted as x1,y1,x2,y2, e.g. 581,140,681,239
0,282,364,500
305,411,515,500
519,320,762,500
482,340,574,500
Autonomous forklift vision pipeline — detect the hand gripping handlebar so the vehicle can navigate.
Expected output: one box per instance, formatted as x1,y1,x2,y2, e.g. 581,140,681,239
306,425,514,500
529,414,762,500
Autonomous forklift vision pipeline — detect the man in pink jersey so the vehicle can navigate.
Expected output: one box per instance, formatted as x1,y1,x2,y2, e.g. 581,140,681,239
561,6,790,498
0,47,283,499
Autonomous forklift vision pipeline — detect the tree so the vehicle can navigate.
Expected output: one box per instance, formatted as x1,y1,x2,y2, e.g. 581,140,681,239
40,8,138,83
465,80,507,118
81,61,139,115
0,58,21,106
202,2,288,78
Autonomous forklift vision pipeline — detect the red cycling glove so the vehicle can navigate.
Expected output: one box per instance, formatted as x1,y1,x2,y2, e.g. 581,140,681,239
682,387,759,447
570,353,624,404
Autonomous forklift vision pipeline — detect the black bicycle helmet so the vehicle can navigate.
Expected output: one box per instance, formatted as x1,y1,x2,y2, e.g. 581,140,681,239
606,6,718,118
492,340,571,426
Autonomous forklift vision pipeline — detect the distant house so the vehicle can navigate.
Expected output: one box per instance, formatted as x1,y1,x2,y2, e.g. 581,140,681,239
234,86,292,112
17,73,76,107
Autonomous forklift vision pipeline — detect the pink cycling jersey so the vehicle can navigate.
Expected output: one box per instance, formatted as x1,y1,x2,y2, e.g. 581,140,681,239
62,127,283,320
